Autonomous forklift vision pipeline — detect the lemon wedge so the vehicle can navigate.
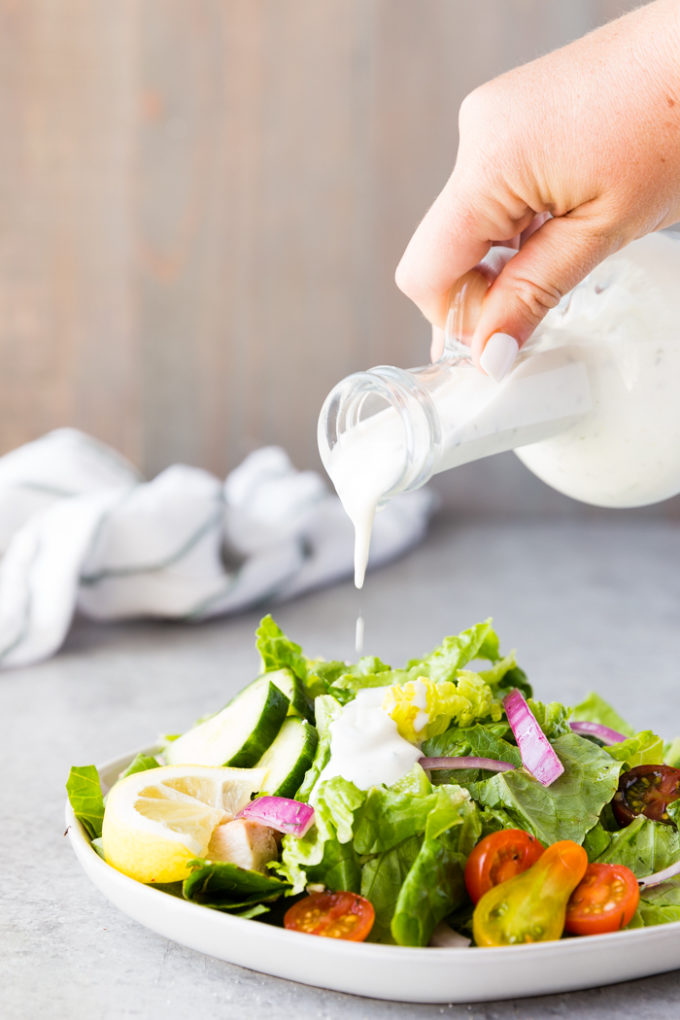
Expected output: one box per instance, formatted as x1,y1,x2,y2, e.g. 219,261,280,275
102,764,265,884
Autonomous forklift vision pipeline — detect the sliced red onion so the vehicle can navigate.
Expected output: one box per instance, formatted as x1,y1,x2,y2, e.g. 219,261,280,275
638,860,680,890
570,720,627,745
237,796,314,838
419,755,515,773
503,689,565,787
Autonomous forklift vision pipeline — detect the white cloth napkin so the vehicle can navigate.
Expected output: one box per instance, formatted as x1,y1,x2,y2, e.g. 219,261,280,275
0,429,435,668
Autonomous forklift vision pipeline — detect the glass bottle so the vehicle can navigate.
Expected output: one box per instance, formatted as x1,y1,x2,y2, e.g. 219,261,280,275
318,231,680,516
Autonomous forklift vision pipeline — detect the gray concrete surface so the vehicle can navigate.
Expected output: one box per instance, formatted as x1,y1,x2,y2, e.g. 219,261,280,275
3,514,680,1019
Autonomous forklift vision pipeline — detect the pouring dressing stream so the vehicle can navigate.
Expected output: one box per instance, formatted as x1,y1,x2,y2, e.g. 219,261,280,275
318,232,680,588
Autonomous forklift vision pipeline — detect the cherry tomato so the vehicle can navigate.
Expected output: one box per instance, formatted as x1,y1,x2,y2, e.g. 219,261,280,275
564,862,640,935
284,891,375,941
464,829,545,904
612,764,680,826
473,840,588,947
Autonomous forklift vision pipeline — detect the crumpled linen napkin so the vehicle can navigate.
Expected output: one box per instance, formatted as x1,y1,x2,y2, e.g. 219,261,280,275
0,429,434,668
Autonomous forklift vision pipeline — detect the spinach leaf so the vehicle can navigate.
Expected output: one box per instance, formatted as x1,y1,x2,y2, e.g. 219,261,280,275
182,860,290,910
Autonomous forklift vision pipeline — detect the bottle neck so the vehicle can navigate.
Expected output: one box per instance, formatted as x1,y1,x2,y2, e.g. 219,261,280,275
317,364,442,507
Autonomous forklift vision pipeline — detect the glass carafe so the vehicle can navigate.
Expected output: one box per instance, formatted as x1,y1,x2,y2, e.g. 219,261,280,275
318,231,680,516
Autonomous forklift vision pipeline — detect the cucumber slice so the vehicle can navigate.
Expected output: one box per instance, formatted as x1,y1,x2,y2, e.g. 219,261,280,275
257,718,319,798
262,668,313,722
166,679,289,768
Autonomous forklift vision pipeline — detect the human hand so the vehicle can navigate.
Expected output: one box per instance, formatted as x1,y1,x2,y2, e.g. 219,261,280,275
395,0,680,379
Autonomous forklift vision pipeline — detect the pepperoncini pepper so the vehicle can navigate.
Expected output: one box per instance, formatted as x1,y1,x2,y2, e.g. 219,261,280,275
472,840,588,947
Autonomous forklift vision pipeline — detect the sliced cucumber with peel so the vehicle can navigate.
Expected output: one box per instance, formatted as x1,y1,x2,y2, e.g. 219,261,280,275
262,667,313,722
256,717,319,798
165,678,289,768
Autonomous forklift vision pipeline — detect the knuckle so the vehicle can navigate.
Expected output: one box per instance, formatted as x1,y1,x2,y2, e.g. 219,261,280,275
458,84,494,127
508,273,564,322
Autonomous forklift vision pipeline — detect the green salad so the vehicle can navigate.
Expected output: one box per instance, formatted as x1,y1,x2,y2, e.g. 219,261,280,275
67,617,680,946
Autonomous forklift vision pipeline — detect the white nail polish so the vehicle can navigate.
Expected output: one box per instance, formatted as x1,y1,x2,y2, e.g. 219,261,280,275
480,332,519,382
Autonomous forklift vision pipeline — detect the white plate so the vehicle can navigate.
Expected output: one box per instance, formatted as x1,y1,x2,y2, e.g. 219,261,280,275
66,749,680,1004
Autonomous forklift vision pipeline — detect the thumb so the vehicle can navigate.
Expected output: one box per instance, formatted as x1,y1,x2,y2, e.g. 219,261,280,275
471,215,619,379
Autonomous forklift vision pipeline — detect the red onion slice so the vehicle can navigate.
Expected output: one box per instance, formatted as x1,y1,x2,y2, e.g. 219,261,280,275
570,720,627,745
638,860,680,890
503,689,565,787
237,796,314,838
419,756,515,773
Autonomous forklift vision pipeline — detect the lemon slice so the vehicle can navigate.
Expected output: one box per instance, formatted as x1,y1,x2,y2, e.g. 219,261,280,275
102,764,265,884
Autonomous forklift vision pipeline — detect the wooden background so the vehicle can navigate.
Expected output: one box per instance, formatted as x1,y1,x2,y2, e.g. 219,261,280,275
4,0,670,518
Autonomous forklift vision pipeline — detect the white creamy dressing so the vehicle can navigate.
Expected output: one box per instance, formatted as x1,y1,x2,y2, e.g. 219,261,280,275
354,614,365,655
409,677,429,735
323,233,680,588
317,687,423,790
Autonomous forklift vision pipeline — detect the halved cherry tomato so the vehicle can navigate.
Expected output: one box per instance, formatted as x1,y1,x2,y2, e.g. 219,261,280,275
564,862,640,935
464,829,545,904
473,840,588,947
612,764,680,826
284,891,375,941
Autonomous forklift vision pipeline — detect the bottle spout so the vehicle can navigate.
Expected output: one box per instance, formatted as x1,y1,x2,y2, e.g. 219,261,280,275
318,365,441,513
317,364,443,588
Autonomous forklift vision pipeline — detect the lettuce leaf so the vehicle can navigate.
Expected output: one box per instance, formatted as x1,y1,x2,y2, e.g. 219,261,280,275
390,829,468,946
317,657,393,705
361,836,421,943
353,780,471,854
422,723,520,789
66,765,105,840
303,838,363,893
182,860,290,909
603,730,665,769
664,736,680,768
471,732,622,845
120,753,161,778
295,694,343,802
357,783,480,945
634,877,680,927
526,700,572,740
586,815,680,877
382,673,502,742
423,722,519,764
255,615,312,689
256,617,523,714
404,619,501,683
570,692,634,737
277,775,366,893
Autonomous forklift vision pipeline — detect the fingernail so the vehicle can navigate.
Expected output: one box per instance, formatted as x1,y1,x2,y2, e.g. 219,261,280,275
479,332,518,382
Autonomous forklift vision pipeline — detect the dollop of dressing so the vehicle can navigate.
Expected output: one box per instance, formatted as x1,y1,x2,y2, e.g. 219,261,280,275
318,688,423,790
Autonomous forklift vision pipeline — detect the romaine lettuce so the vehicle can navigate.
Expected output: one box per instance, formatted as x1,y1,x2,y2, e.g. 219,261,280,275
471,732,622,845
603,730,665,769
183,859,290,910
66,765,105,840
635,877,680,927
570,692,634,737
586,815,680,877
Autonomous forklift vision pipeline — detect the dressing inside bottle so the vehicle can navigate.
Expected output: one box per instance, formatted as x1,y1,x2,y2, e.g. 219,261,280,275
318,231,680,588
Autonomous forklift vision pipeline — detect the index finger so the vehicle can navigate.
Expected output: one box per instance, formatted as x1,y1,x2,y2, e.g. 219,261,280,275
395,179,492,327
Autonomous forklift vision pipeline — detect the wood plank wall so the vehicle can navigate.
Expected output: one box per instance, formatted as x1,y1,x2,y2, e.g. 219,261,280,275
5,0,671,520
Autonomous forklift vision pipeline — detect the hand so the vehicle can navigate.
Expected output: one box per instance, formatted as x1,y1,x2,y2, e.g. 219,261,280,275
395,0,680,379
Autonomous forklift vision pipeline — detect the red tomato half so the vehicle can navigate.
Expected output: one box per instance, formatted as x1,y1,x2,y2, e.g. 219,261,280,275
284,891,375,941
612,764,680,826
564,862,640,936
464,829,545,904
